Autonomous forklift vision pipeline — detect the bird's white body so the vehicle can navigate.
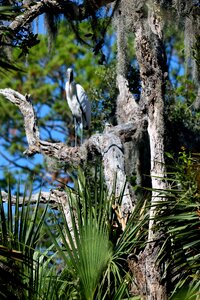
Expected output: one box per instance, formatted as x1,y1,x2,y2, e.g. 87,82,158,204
65,68,91,145
65,81,91,129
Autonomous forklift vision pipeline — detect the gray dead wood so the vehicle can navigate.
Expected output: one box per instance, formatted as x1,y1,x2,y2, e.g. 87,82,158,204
126,1,168,299
1,189,72,235
0,88,144,221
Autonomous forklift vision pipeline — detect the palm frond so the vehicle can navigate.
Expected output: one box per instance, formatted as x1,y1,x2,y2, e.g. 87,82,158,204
0,182,48,299
46,167,149,299
47,185,112,300
151,152,200,298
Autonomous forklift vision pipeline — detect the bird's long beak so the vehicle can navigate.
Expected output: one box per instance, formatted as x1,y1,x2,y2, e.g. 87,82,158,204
68,69,73,83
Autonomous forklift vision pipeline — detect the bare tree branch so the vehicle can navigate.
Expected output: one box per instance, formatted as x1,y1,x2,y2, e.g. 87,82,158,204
1,185,129,231
1,190,59,206
10,1,45,31
1,189,72,230
0,89,40,151
9,0,115,32
0,88,144,217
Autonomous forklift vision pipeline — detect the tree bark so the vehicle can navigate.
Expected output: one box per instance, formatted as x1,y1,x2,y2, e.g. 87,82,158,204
115,1,146,190
127,1,168,299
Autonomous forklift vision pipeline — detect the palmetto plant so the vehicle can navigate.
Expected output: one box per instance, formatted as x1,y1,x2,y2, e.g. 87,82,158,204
0,184,48,299
154,152,200,299
1,153,199,300
0,171,147,300
46,168,147,300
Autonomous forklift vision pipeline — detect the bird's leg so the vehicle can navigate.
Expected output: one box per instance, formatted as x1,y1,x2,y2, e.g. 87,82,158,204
74,117,77,147
80,115,83,145
80,123,83,145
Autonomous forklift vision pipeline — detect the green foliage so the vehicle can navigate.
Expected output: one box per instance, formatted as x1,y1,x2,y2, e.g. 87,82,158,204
46,170,113,299
0,183,49,299
155,151,200,299
166,75,200,152
192,35,200,68
45,168,147,299
0,20,117,188
0,6,22,73
1,157,199,299
163,24,200,153
90,62,118,129
171,282,200,300
174,77,196,105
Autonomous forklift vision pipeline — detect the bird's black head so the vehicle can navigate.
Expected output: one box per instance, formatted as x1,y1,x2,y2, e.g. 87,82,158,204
67,68,74,83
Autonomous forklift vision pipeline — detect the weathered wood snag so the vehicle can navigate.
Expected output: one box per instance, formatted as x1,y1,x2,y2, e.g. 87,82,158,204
2,0,198,298
0,88,144,223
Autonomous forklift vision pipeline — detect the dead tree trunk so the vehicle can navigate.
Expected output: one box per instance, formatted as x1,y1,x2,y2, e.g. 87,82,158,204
114,1,146,194
124,1,168,299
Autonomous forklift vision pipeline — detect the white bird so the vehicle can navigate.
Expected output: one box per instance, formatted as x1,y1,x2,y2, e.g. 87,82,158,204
65,68,91,146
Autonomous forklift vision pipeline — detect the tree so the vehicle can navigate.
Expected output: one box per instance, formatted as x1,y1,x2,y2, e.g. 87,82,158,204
0,19,117,189
0,0,200,299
